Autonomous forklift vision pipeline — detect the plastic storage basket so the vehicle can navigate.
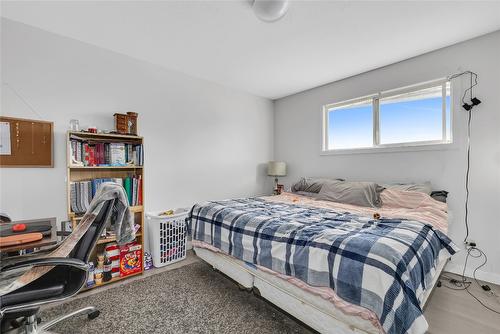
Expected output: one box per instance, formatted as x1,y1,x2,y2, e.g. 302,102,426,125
146,208,188,267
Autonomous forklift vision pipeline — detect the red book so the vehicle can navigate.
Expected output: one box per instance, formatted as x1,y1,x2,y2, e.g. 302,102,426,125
83,143,90,166
89,145,95,166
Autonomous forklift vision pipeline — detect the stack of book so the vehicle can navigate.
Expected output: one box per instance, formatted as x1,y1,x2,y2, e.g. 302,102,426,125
70,176,143,214
70,139,144,167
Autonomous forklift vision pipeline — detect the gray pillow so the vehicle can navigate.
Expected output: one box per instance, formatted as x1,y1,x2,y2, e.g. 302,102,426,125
291,177,345,193
383,182,432,195
317,181,384,208
294,191,321,199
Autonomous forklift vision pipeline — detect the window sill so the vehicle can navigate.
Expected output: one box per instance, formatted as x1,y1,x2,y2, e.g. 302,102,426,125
320,142,456,156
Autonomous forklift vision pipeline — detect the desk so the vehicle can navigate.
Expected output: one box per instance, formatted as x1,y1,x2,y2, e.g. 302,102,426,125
0,218,57,254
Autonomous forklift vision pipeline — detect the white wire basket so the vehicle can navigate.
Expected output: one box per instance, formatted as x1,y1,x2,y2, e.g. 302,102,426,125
146,209,188,267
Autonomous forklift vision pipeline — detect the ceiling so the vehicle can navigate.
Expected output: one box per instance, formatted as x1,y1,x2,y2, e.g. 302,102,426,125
2,1,500,100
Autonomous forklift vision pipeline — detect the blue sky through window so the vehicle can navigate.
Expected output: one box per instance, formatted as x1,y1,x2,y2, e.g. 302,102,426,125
328,102,372,149
379,95,450,144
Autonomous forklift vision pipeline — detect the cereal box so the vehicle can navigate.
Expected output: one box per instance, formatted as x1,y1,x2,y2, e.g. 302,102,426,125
119,242,142,277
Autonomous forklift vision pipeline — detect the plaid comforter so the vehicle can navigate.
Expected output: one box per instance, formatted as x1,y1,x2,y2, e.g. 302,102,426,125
189,198,458,334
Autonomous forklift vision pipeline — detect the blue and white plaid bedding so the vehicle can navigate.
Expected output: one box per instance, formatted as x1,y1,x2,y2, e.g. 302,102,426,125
188,197,458,334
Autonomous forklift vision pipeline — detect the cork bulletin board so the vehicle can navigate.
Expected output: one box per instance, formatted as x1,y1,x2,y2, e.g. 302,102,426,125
0,116,53,167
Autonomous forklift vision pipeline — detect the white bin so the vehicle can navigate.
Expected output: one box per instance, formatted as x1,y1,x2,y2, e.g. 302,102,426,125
146,209,188,268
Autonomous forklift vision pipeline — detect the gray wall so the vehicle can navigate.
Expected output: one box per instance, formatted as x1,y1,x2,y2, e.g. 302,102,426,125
274,31,500,283
0,19,274,223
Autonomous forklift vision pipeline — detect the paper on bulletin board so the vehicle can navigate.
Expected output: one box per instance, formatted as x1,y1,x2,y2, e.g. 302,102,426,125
0,122,12,155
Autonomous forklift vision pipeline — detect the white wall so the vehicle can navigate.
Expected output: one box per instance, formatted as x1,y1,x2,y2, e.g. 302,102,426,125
0,19,274,224
274,31,500,283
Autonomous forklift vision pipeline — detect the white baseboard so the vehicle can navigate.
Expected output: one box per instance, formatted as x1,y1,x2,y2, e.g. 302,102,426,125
445,262,500,285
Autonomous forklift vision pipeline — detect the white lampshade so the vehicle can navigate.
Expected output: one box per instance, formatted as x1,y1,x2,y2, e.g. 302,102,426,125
252,0,289,22
267,161,287,176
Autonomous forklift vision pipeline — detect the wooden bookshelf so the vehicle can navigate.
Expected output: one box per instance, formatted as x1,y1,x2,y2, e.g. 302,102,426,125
66,131,145,290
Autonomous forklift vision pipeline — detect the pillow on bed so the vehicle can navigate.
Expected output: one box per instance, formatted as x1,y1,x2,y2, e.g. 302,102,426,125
430,190,448,203
291,177,345,193
294,191,321,198
317,180,384,207
384,182,432,195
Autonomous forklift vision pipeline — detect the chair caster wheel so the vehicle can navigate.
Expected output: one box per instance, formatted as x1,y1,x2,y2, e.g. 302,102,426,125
88,310,100,320
10,319,23,329
37,317,42,324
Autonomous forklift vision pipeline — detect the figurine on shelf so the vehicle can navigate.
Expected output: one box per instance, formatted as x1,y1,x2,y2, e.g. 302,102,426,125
96,254,105,271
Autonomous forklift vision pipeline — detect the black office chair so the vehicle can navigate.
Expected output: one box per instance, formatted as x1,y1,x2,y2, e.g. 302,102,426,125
0,199,115,334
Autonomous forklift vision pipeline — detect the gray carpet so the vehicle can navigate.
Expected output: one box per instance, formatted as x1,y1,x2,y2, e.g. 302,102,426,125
40,261,314,334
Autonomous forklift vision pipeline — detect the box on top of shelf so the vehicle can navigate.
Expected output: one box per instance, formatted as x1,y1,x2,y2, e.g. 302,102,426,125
114,112,138,135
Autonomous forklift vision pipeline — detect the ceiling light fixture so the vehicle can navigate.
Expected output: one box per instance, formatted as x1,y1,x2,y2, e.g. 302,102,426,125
252,0,289,22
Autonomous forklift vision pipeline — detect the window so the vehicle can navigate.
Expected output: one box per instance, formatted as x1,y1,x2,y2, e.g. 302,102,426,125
322,80,451,152
327,98,373,149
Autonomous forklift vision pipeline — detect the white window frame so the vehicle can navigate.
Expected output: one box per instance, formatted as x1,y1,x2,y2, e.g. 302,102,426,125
321,78,453,155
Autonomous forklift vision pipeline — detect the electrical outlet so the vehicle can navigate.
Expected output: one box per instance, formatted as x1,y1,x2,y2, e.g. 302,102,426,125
464,240,477,247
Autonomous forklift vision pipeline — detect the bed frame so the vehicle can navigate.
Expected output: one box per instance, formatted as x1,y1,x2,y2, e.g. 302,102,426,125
194,246,448,334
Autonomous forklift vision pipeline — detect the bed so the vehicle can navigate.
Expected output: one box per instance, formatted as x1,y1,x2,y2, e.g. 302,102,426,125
188,188,457,334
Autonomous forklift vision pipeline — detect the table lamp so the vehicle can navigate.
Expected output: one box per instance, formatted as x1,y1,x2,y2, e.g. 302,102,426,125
267,161,287,194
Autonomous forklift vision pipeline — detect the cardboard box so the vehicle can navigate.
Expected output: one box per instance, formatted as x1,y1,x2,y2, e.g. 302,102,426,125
119,242,142,277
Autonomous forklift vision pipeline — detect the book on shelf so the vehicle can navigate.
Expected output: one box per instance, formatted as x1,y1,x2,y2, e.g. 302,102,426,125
70,137,143,167
124,177,132,205
70,176,142,214
110,143,126,165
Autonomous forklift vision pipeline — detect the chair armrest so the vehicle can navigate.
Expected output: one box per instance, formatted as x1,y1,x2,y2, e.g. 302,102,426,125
1,257,89,273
